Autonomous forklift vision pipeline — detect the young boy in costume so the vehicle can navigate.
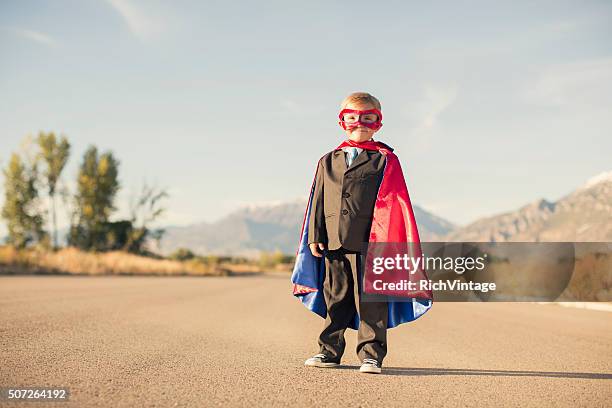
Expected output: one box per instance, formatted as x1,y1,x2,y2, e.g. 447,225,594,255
291,92,433,374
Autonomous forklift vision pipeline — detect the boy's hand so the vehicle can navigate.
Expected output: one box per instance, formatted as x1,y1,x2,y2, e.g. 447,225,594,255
309,243,326,257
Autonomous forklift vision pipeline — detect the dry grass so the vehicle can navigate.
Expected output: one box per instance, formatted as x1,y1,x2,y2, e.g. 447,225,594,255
560,251,612,301
0,245,249,277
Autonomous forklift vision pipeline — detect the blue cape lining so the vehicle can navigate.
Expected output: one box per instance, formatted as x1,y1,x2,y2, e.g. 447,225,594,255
290,156,432,329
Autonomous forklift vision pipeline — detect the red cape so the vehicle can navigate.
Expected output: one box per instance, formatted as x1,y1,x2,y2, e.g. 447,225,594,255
335,139,433,299
290,139,433,329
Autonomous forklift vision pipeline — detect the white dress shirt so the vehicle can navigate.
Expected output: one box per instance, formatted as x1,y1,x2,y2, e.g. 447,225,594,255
341,146,363,167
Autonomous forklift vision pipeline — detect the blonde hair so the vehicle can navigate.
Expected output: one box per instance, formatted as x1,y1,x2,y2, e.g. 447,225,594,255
340,92,382,110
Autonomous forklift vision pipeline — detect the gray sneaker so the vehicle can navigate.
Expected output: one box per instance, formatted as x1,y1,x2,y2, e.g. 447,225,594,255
359,358,382,374
304,353,339,368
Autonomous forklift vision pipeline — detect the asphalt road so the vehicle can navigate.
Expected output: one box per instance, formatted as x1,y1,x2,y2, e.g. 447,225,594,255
1,275,610,407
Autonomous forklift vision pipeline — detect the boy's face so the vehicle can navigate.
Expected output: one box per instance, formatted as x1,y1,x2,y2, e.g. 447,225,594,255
341,102,381,142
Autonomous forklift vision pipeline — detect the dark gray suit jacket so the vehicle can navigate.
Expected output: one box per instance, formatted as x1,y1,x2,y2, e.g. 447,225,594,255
307,147,388,252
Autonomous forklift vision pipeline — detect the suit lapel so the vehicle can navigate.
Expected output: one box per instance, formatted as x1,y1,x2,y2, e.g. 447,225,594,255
345,149,372,173
332,148,374,175
332,150,348,174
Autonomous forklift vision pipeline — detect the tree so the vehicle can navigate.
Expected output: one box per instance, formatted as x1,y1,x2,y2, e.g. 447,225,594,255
169,248,196,261
68,145,120,251
1,153,47,248
124,181,168,254
36,131,71,249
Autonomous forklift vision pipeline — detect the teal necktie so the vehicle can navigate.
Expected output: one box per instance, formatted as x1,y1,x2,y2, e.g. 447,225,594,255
346,147,359,167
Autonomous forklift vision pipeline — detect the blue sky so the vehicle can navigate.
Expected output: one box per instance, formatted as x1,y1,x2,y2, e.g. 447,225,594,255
1,0,611,235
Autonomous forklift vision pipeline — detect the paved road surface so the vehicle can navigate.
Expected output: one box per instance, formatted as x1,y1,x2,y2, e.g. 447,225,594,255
1,275,610,407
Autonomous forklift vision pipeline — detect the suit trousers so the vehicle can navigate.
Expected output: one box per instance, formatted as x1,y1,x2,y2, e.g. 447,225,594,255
318,247,388,363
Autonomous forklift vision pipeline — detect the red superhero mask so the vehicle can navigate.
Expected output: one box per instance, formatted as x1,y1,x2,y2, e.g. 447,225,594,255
338,108,383,131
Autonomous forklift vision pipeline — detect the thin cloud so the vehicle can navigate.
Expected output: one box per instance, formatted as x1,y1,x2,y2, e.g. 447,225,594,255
5,27,58,47
402,84,457,151
280,99,301,114
418,87,457,130
523,57,612,107
416,18,587,62
106,0,163,40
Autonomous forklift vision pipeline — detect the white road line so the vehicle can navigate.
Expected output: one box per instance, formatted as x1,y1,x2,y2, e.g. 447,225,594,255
535,302,612,312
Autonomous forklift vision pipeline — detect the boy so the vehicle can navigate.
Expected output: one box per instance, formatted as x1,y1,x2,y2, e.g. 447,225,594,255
291,92,432,375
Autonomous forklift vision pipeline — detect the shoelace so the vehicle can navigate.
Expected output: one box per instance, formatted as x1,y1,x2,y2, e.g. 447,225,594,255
314,353,328,360
363,358,379,366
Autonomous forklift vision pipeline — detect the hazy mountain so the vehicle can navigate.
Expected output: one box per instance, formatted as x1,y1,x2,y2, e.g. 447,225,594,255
154,199,456,257
155,170,612,257
414,206,457,240
443,171,612,242
6,171,609,254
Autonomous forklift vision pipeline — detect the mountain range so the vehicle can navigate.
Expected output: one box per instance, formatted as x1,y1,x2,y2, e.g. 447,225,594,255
445,171,612,242
153,170,612,257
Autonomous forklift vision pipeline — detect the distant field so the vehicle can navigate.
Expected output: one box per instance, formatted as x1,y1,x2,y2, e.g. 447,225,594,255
1,245,608,302
0,245,293,277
